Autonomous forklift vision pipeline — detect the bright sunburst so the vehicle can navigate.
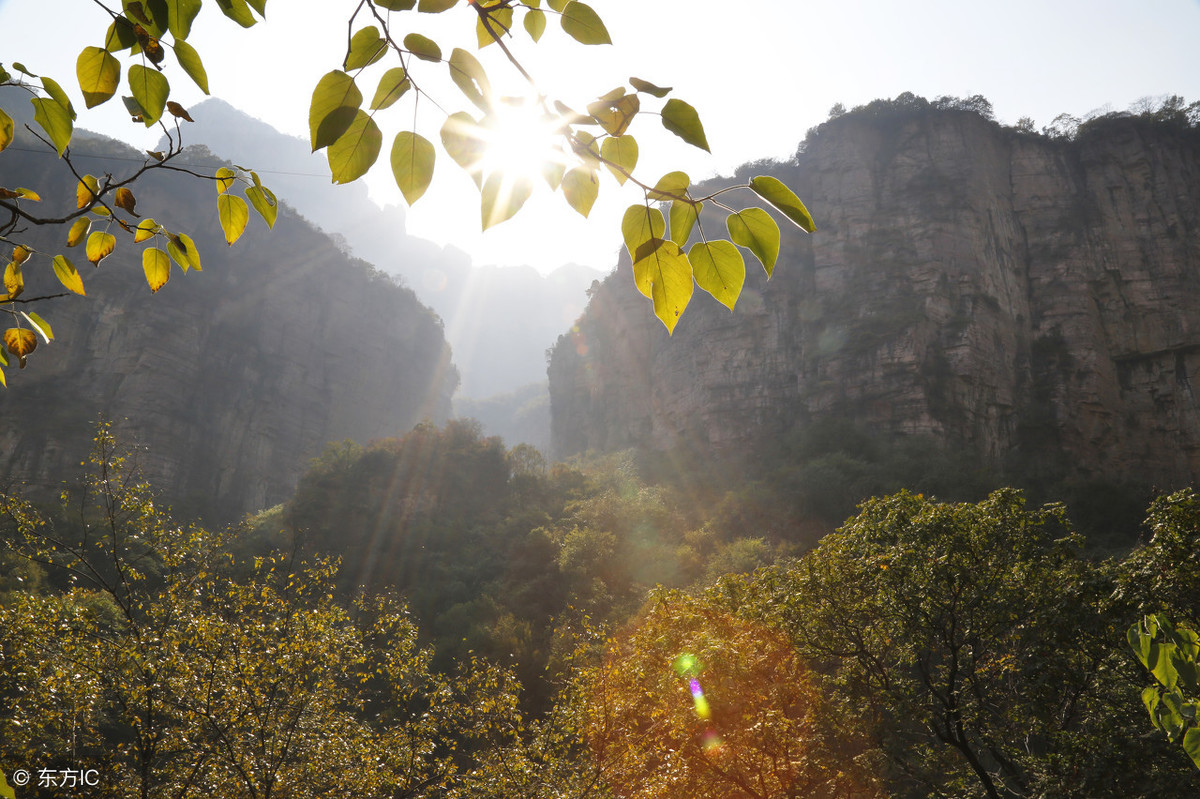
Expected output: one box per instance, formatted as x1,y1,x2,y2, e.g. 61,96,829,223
477,99,567,184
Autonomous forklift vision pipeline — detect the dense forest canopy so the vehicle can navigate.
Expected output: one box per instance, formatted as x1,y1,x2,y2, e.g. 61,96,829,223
4,419,1200,796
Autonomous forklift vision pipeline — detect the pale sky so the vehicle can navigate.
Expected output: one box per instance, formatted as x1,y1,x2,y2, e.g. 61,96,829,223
1,0,1198,274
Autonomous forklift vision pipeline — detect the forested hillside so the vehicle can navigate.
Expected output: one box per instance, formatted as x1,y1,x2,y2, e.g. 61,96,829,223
4,422,1200,797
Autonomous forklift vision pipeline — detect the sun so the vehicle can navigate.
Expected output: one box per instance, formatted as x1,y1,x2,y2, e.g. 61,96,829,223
477,98,568,184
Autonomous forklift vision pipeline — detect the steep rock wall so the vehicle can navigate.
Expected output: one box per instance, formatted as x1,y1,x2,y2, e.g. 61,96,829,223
549,108,1200,486
1,136,455,519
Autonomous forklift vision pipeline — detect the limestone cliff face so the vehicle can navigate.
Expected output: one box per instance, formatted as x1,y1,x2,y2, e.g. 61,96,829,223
549,106,1200,487
1,137,455,520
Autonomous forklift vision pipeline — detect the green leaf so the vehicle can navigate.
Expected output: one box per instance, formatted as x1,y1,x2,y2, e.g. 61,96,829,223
620,203,664,260
214,166,236,194
52,255,86,295
669,199,700,245
128,64,169,126
561,1,611,45
143,247,170,291
370,68,410,111
245,185,277,228
690,240,744,310
632,238,692,334
573,129,602,166
86,231,117,265
547,0,568,10
449,48,492,112
105,18,139,52
647,170,689,202
661,98,709,152
541,159,565,191
129,0,169,35
481,172,532,230
31,98,74,156
328,110,381,184
750,175,816,233
22,311,53,342
561,167,598,217
1130,623,1152,668
40,77,77,120
476,6,514,48
173,39,209,93
376,0,417,8
215,0,257,27
404,33,442,62
418,0,458,10
727,207,780,276
1153,642,1181,691
0,109,13,153
629,76,671,97
439,112,485,186
309,70,362,151
524,8,547,41
345,26,388,71
1184,726,1200,769
76,47,121,109
167,0,202,39
216,193,249,245
588,92,638,136
391,131,436,205
600,135,637,184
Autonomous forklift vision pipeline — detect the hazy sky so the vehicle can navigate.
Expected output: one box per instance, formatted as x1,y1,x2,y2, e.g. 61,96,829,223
1,0,1198,273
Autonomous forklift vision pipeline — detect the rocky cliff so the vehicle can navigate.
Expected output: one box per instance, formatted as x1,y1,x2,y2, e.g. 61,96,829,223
1,125,455,520
549,99,1200,488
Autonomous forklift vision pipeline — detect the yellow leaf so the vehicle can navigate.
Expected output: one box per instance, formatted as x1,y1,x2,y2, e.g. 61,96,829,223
52,254,86,295
142,247,170,292
67,217,91,246
4,327,37,359
86,231,117,265
214,166,236,195
114,187,138,215
77,175,101,209
216,194,249,245
15,187,41,201
134,218,158,243
3,261,22,299
11,245,31,264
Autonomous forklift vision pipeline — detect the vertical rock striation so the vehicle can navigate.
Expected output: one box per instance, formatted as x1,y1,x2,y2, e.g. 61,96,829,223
549,104,1200,487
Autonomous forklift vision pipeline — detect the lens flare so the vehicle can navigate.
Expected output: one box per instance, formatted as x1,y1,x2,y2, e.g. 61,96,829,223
673,653,724,752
